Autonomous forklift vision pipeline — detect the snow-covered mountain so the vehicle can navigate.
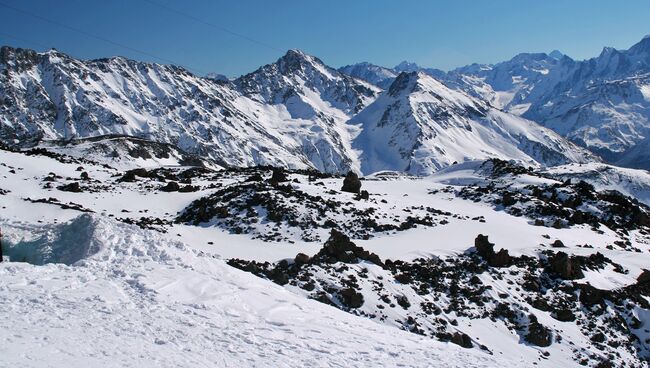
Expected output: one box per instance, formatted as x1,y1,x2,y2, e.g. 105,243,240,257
450,52,575,114
350,71,596,175
454,36,650,169
338,61,398,89
522,38,650,167
0,46,594,175
0,47,377,173
234,49,381,173
336,36,650,170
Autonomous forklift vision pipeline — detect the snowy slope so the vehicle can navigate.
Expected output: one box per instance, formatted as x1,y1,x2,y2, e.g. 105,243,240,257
2,147,650,367
350,72,596,175
1,215,510,368
234,49,381,173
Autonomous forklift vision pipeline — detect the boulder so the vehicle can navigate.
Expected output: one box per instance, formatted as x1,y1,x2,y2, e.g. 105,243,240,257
549,252,584,280
341,171,362,194
474,234,511,267
312,229,383,266
450,332,473,349
57,182,82,193
160,181,180,192
294,253,310,266
339,287,364,308
551,240,566,248
637,269,650,285
269,168,289,185
474,234,494,259
525,315,552,347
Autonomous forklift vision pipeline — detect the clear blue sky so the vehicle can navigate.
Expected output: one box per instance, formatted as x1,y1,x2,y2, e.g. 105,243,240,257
0,0,649,77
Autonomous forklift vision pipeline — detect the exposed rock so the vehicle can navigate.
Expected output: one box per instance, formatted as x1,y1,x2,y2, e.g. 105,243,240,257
549,252,584,280
474,234,511,267
294,253,310,265
474,234,494,259
57,182,82,193
578,284,607,306
312,229,383,266
450,332,473,349
339,287,364,308
551,240,566,248
160,181,180,192
341,171,362,194
525,315,552,347
637,269,650,285
269,167,289,185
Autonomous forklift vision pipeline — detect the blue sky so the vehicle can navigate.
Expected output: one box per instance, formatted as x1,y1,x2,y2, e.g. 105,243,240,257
0,0,649,77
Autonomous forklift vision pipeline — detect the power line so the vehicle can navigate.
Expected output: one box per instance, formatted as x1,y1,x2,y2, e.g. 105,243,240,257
138,0,283,53
0,1,208,75
0,31,51,50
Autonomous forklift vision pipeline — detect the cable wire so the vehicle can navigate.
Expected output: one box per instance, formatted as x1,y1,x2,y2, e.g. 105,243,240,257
0,1,208,75
138,0,282,53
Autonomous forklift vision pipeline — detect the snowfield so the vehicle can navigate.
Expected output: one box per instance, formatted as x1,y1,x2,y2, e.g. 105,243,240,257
1,216,509,368
1,147,650,367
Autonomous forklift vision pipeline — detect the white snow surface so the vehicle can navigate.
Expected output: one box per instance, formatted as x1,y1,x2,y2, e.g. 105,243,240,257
1,214,514,368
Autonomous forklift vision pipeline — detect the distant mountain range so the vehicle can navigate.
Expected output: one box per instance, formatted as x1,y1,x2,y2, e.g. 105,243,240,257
3,36,650,174
342,35,650,170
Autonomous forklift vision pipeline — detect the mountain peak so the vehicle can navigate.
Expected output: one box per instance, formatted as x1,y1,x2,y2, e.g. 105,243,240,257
628,35,650,56
393,61,421,72
549,50,564,59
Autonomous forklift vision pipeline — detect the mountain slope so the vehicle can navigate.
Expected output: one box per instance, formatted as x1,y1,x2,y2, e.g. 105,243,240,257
338,62,398,89
0,47,380,173
350,72,596,175
452,36,650,169
234,49,381,172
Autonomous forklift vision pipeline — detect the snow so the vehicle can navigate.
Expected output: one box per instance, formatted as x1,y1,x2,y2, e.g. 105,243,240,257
1,216,508,368
1,145,649,367
351,72,594,175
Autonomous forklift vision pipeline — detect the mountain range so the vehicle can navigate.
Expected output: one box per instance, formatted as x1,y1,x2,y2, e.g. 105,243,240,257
3,36,650,174
343,35,650,170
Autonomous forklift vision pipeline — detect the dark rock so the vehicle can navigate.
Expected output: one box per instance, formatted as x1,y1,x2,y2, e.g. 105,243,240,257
549,252,584,280
450,332,473,349
294,253,310,265
178,185,199,193
269,167,289,185
119,168,150,182
525,315,552,347
578,284,607,306
637,269,650,285
341,171,362,194
160,181,180,192
474,234,494,259
502,192,516,207
80,171,90,180
57,182,82,193
551,240,565,248
489,249,512,268
474,234,511,267
312,229,383,266
339,287,364,308
552,309,576,322
356,190,370,200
